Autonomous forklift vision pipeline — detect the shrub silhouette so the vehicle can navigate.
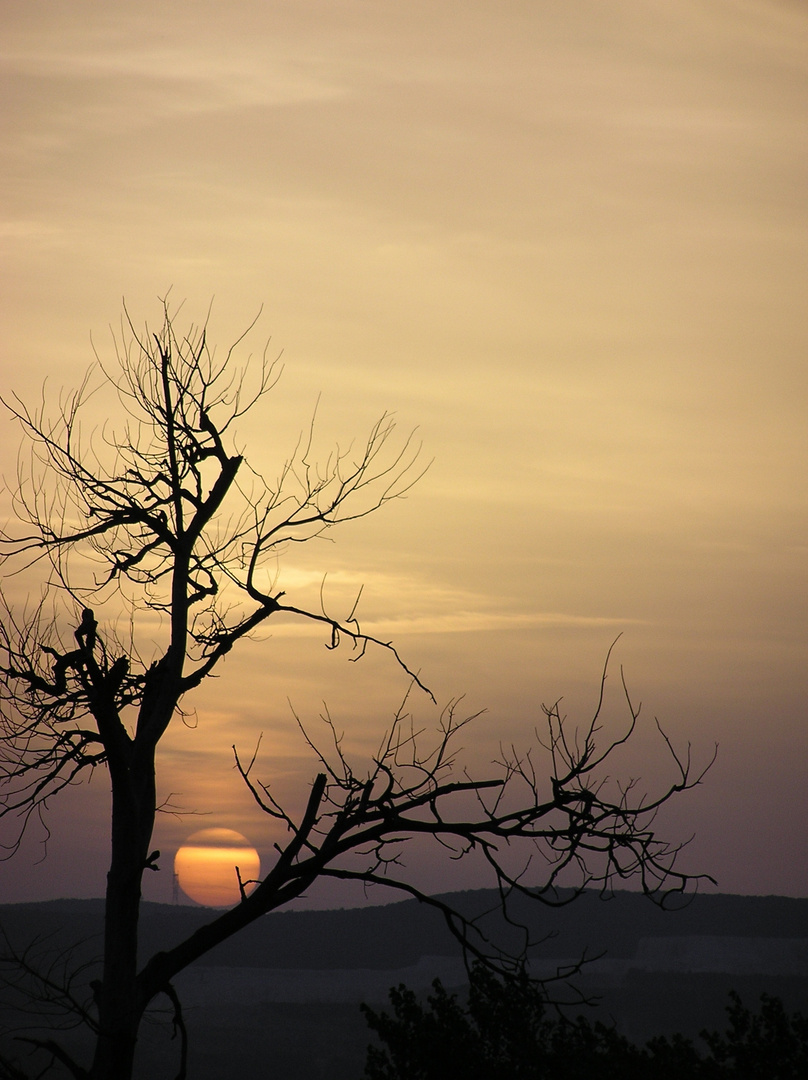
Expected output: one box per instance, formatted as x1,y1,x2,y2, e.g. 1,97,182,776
362,964,808,1080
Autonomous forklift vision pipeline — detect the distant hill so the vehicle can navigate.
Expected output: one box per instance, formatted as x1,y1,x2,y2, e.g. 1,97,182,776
2,890,806,1080
1,888,807,970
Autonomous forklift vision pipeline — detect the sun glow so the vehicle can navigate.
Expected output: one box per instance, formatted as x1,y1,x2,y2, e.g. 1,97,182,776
173,828,260,907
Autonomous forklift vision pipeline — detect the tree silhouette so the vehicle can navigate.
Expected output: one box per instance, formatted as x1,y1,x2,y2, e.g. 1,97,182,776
0,301,712,1080
362,962,648,1080
362,966,808,1080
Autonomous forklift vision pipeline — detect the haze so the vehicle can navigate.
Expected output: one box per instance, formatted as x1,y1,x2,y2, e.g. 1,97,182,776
1,0,806,905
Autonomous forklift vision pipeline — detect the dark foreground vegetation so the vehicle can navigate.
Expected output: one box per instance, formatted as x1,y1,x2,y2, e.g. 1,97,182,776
362,964,808,1080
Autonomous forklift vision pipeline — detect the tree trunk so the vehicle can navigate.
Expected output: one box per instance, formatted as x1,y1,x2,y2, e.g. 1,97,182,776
89,753,155,1080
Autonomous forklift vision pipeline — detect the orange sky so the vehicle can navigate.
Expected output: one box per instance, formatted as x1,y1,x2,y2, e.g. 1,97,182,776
1,0,806,904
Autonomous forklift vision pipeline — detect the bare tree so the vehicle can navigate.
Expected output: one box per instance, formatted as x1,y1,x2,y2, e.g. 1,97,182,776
0,302,713,1080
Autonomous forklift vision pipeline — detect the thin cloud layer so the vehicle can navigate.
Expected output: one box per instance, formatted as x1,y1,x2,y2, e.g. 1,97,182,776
1,0,806,902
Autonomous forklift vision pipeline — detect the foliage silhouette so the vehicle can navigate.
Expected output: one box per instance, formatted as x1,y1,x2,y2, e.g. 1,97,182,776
362,964,808,1080
0,301,712,1080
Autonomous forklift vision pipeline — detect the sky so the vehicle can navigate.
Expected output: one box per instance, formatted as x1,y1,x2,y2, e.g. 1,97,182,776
1,0,806,907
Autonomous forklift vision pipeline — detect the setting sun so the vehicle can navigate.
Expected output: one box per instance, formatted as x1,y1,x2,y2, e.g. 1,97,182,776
174,828,261,908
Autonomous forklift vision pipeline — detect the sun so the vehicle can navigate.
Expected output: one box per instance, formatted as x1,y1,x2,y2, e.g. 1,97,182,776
173,828,261,907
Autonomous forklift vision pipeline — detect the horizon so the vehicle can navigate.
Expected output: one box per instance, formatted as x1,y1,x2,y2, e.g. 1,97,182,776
4,882,808,914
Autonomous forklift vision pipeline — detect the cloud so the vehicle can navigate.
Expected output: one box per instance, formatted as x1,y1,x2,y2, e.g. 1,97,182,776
366,611,643,635
264,567,642,637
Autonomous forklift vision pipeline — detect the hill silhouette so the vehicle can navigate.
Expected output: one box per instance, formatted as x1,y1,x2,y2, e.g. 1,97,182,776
3,887,806,968
2,890,806,1079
